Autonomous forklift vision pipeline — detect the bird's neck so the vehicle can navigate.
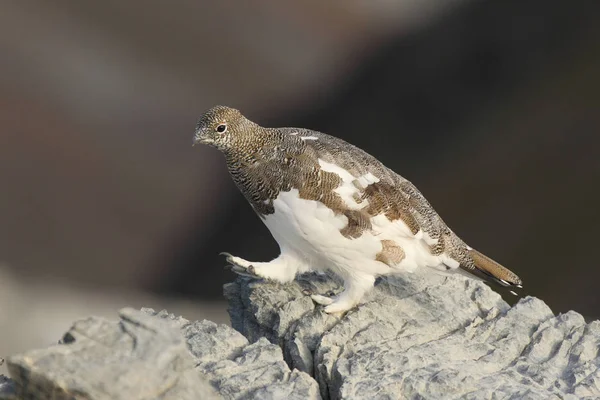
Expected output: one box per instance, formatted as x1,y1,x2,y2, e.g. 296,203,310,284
223,128,282,168
224,150,278,217
222,130,288,216
223,144,264,171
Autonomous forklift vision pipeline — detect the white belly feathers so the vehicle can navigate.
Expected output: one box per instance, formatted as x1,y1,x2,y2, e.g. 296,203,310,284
261,159,446,277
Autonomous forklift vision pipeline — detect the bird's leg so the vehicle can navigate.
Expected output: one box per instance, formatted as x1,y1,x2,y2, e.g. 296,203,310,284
222,250,308,283
311,273,376,314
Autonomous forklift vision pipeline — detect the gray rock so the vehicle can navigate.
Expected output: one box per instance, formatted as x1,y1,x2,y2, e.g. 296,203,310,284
5,269,599,399
0,371,16,400
180,314,320,400
6,307,319,400
0,357,14,400
225,270,600,400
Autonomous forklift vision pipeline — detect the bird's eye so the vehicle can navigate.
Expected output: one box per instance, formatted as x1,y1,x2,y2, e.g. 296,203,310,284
216,124,227,133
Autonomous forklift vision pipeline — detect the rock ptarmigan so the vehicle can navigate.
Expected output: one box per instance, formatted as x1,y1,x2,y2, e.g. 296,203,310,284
193,106,523,313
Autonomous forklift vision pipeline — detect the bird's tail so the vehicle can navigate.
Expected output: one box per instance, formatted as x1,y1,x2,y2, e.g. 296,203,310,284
459,248,523,295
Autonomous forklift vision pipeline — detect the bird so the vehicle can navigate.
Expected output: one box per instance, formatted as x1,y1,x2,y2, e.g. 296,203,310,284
193,105,523,313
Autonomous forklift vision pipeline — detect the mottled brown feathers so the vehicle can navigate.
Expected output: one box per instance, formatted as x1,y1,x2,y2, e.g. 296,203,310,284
224,124,456,250
195,106,523,291
376,240,406,266
362,182,420,235
340,210,372,239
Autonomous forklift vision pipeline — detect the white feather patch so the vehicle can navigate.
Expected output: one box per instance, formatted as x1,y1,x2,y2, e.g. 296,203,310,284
354,172,380,189
441,256,460,269
318,159,355,181
264,189,384,276
422,231,439,246
259,159,451,278
318,159,378,210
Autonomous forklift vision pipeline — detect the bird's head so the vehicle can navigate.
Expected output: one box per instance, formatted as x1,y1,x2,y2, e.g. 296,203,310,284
193,105,259,153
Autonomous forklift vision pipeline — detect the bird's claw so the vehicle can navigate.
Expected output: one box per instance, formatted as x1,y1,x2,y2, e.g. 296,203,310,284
233,265,256,276
220,252,236,265
228,264,257,277
222,252,259,278
310,294,335,306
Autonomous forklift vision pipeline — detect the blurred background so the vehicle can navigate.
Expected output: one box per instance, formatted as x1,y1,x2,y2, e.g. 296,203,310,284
1,0,599,372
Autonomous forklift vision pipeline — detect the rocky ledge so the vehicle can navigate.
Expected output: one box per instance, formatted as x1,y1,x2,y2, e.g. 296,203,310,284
2,271,600,399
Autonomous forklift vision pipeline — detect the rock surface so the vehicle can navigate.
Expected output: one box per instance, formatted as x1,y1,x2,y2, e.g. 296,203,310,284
0,375,15,400
5,270,600,399
0,358,15,400
225,271,600,399
6,308,319,399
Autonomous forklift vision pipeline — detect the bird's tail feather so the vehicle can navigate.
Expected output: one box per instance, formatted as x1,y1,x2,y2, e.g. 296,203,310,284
460,248,523,295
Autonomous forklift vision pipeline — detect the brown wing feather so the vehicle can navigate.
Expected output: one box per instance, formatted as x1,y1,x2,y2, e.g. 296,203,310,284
466,248,523,287
291,128,524,290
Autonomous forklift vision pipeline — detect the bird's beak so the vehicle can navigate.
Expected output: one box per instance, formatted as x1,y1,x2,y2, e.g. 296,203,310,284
193,133,214,147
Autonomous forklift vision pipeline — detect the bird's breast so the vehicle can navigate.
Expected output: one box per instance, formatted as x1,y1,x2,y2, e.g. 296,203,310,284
262,188,383,265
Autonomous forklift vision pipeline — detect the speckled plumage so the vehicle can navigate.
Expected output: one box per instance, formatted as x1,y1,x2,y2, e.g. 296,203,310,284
194,106,523,313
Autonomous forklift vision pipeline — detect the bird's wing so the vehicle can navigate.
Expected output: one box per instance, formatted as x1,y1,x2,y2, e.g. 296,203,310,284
283,128,447,248
293,129,439,229
284,128,523,287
